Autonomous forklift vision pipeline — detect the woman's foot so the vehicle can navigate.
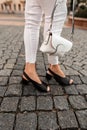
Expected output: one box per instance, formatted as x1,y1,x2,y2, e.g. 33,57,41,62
23,63,41,84
22,63,50,92
47,64,73,85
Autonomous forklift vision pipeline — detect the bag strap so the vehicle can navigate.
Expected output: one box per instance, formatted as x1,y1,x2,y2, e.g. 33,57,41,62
49,0,76,41
49,0,58,31
70,0,76,41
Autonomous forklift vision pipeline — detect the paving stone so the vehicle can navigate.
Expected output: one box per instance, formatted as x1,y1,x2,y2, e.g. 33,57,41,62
65,85,78,95
13,64,24,70
0,98,2,104
71,64,82,71
48,78,59,85
81,60,87,65
39,76,48,83
4,63,14,69
76,84,87,94
7,59,16,64
0,113,15,130
38,112,59,130
20,96,36,111
37,56,43,61
0,97,19,112
9,76,22,84
69,96,87,109
0,69,12,76
2,55,9,60
0,59,6,64
16,61,24,66
17,58,25,64
0,87,7,97
10,52,18,58
18,53,24,58
70,76,82,85
63,60,73,67
23,83,36,96
65,68,80,75
5,84,22,96
58,110,78,129
79,69,87,76
0,77,8,86
12,70,23,76
37,96,53,110
15,113,37,130
51,85,64,95
37,69,46,76
76,110,87,129
35,89,51,96
53,96,69,110
0,64,3,69
86,95,87,101
3,54,10,58
80,76,87,84
82,65,87,70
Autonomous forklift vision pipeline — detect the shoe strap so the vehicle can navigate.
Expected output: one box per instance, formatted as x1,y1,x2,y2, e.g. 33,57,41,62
48,68,68,80
48,68,71,85
23,71,30,81
48,68,60,78
23,71,42,85
23,72,49,91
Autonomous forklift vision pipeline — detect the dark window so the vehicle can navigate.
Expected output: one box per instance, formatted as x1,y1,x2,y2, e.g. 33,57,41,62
1,4,3,10
18,4,21,11
14,4,16,11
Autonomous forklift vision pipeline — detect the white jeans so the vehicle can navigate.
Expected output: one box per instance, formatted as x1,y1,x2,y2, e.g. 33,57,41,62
24,0,67,64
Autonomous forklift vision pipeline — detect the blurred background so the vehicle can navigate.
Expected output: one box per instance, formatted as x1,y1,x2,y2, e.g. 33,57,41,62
0,0,25,14
0,0,87,28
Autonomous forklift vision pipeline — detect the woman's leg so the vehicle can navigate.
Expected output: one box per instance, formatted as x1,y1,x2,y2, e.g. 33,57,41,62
24,0,43,83
39,0,73,83
48,0,68,65
38,0,67,67
24,0,42,63
47,0,69,78
37,0,59,65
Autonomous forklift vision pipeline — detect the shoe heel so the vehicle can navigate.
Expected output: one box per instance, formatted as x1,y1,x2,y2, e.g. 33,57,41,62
46,73,52,80
21,78,29,85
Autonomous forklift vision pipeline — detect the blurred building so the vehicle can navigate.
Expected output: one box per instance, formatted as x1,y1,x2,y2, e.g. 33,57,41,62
0,0,25,14
67,0,83,12
0,0,85,14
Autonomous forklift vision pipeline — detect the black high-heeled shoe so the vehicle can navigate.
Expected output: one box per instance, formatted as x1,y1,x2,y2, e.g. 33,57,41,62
46,68,73,86
21,71,50,92
21,77,29,85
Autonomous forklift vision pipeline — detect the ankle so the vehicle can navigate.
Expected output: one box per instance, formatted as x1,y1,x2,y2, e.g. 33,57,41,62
50,64,59,70
25,62,36,73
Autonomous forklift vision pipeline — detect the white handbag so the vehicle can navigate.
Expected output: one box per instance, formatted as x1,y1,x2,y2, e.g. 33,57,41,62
40,0,75,56
40,31,73,56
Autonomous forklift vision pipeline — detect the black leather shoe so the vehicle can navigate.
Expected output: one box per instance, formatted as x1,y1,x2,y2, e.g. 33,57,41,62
46,68,73,86
46,72,52,80
21,77,29,85
21,71,50,92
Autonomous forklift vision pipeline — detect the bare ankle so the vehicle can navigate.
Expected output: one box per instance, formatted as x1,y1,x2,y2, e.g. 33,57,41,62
25,62,36,72
50,64,59,70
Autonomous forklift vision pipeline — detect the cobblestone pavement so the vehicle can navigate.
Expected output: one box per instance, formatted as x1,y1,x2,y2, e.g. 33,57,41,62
0,24,87,130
